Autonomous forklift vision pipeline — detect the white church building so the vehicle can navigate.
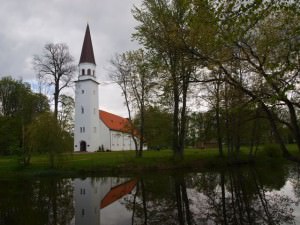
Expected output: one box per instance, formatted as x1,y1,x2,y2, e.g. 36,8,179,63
74,25,139,152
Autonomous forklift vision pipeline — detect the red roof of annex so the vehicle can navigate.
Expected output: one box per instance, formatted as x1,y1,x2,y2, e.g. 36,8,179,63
99,110,135,134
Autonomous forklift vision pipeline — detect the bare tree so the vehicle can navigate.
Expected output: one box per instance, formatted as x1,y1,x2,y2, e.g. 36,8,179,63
110,53,139,156
33,43,76,119
110,50,154,157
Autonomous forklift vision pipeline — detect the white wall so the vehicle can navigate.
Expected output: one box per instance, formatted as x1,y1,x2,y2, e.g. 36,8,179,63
110,130,136,151
74,62,100,152
98,119,110,151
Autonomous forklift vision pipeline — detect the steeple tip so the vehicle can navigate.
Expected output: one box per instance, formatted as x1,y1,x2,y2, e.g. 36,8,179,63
79,24,96,65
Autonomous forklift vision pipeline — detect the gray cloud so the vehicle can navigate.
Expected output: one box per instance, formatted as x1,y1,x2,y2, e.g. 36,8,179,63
0,0,142,117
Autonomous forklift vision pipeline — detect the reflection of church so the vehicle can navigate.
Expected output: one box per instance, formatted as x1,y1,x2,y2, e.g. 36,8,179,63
73,177,137,225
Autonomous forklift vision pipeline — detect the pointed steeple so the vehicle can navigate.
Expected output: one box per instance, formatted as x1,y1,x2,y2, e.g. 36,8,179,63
79,24,96,65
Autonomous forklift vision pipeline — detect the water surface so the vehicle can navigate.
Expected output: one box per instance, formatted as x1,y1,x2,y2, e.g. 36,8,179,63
1,163,300,225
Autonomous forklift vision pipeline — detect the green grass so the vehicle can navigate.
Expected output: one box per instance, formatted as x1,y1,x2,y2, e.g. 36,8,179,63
0,145,298,177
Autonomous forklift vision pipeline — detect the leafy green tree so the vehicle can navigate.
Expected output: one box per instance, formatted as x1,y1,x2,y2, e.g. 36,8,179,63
133,0,199,159
135,106,172,149
58,94,74,134
0,76,49,160
27,112,72,168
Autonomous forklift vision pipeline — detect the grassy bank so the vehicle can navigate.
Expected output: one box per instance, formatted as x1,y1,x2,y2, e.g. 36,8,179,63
0,146,297,177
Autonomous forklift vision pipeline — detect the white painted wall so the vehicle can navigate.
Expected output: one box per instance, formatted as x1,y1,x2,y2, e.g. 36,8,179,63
99,119,110,151
74,62,100,152
110,130,136,151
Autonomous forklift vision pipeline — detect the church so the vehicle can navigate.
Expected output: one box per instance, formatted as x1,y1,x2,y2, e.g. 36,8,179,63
74,25,138,152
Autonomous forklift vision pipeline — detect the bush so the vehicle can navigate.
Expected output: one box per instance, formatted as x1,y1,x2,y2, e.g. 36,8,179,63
263,144,281,158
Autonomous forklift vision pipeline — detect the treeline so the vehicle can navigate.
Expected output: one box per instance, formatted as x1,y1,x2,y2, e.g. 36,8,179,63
112,0,300,159
0,76,73,166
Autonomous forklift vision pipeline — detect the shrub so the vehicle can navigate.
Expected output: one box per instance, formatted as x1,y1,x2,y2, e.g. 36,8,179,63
263,144,281,158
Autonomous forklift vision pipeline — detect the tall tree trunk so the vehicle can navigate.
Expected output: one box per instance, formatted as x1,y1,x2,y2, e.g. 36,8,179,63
216,76,223,157
285,100,300,152
178,78,188,159
260,103,291,158
54,81,59,119
139,100,145,157
173,85,180,159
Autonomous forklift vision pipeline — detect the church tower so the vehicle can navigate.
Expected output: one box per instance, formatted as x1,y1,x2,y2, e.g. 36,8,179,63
74,24,100,152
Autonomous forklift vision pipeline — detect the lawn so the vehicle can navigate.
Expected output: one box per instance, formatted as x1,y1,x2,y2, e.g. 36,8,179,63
0,145,297,177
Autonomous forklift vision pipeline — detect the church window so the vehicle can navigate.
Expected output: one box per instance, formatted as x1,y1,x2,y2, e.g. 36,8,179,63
87,69,91,75
82,69,85,75
81,106,84,114
82,208,85,216
80,188,86,195
81,90,84,94
83,127,85,133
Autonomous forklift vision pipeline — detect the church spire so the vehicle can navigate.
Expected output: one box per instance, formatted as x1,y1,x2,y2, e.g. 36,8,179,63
79,24,96,65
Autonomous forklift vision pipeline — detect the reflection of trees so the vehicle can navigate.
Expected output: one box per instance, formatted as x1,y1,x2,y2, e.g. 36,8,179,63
191,168,295,225
0,178,74,225
288,163,300,200
123,167,296,225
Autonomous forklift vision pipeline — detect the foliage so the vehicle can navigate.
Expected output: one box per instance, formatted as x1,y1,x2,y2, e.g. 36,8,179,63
58,94,74,134
131,0,300,160
133,0,201,159
134,106,172,149
263,144,282,158
27,112,73,168
0,76,49,161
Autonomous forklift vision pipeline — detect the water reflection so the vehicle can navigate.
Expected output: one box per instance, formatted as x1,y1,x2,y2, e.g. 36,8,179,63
74,177,137,225
1,165,300,225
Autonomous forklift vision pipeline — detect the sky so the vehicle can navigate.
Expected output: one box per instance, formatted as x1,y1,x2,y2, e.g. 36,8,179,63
0,0,142,117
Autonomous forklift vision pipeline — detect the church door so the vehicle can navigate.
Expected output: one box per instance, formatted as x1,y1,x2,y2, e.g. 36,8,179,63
80,141,87,152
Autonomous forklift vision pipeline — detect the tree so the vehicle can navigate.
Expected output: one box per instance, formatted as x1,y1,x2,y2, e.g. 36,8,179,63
57,94,74,134
0,76,49,161
133,0,199,159
134,106,173,149
33,43,76,119
111,49,155,157
167,0,300,158
27,112,72,168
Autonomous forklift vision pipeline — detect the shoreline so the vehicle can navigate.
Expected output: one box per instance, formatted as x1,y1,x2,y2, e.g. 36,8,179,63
0,148,294,178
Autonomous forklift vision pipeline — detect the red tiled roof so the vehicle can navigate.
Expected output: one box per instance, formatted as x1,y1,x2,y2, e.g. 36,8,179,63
79,24,96,65
99,110,133,133
100,179,138,209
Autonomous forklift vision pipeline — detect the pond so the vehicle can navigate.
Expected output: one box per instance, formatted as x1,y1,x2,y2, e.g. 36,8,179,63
1,163,300,225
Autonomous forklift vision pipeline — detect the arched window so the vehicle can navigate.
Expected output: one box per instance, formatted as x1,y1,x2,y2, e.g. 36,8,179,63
87,69,91,75
82,69,85,75
81,106,84,114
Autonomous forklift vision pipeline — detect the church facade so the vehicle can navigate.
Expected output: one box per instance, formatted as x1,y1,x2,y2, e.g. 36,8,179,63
74,25,137,152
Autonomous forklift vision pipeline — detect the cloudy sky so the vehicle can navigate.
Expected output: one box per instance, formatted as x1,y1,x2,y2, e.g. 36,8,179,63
0,0,142,117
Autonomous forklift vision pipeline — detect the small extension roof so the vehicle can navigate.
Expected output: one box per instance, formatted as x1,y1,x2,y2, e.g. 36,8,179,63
99,110,133,133
79,24,96,65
